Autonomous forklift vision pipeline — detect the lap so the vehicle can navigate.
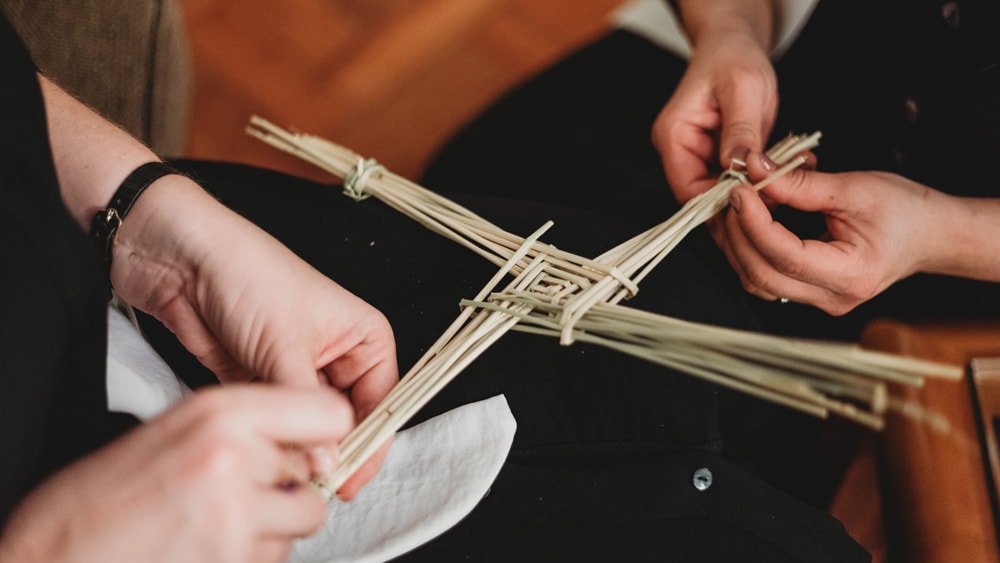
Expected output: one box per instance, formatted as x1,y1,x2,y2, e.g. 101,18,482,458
140,159,866,561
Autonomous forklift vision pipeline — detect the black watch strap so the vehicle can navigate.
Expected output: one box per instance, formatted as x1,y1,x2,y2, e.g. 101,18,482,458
90,161,178,296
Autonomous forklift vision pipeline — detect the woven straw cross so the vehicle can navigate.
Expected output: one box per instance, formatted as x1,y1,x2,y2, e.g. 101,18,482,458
248,117,959,500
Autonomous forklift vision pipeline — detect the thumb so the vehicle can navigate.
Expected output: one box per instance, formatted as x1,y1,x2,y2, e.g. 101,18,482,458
716,75,775,170
265,346,325,389
718,107,766,171
720,124,761,172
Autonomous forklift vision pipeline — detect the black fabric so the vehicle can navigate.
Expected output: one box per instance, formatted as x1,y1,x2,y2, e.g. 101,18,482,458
0,1,892,556
0,9,138,525
763,0,1000,339
396,0,997,556
140,160,867,562
424,2,1000,344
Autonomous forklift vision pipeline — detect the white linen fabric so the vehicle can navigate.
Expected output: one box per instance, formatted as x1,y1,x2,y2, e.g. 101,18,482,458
104,305,516,562
106,304,190,419
289,395,516,563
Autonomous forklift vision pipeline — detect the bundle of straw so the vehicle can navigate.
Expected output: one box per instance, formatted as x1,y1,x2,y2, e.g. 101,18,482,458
247,117,960,499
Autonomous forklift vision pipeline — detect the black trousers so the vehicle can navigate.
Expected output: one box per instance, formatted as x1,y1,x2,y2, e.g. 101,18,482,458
141,157,867,561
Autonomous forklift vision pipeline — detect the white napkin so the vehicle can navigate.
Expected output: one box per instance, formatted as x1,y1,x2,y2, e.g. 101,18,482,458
106,305,190,419
105,304,517,561
289,395,516,563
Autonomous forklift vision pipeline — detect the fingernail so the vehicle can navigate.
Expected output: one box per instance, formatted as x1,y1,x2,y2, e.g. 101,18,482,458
278,480,300,493
759,152,776,171
728,192,742,213
309,446,336,477
728,146,750,169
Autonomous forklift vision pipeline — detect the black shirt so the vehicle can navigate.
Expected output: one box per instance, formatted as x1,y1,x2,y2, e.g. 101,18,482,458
0,9,136,525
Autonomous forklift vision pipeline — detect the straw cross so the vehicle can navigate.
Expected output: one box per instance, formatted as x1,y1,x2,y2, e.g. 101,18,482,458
248,117,959,500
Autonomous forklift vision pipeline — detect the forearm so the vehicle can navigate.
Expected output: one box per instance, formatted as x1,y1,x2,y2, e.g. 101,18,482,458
39,74,159,230
38,73,218,305
925,193,1000,282
674,0,774,52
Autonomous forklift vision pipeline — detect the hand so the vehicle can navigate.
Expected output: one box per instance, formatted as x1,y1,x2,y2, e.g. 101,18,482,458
111,176,397,498
40,73,394,497
652,8,777,204
0,386,353,563
720,154,956,315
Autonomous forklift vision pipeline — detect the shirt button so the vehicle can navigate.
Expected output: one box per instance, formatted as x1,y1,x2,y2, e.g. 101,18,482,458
942,1,961,29
693,467,713,491
904,97,920,124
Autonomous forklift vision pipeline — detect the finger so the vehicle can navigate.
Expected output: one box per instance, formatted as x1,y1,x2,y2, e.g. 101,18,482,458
250,538,296,563
226,386,356,446
159,303,253,383
254,487,328,538
339,357,398,421
729,186,858,293
265,342,328,389
320,319,398,420
274,446,313,489
745,149,817,184
242,440,311,490
746,163,852,215
335,438,392,501
703,216,729,249
716,80,773,169
655,120,719,203
719,210,781,302
722,207,827,305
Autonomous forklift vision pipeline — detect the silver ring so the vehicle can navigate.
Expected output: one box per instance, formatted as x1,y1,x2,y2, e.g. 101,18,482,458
779,297,789,304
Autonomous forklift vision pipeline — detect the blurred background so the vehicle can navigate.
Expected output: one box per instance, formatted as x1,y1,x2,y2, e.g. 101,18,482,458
181,0,627,181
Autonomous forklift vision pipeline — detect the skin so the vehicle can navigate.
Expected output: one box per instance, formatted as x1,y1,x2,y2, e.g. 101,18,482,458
652,0,776,203
652,1,1000,314
728,154,1000,315
1,387,354,563
0,76,398,560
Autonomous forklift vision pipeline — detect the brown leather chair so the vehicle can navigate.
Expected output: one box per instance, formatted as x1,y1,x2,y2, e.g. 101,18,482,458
1,0,190,156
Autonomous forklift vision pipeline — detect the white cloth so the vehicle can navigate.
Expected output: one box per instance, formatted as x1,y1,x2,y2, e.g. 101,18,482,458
106,305,190,419
613,0,819,60
289,395,516,563
105,304,516,562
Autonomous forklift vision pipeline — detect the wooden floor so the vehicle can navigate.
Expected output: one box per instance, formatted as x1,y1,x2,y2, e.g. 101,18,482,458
180,0,627,181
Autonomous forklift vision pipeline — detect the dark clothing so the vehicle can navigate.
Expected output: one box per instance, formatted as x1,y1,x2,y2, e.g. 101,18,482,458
397,0,997,557
424,0,1000,343
0,11,136,524
152,161,868,562
1,3,867,561
768,0,1000,337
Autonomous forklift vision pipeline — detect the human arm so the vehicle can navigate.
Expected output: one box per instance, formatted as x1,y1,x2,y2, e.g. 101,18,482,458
722,156,1000,314
652,0,777,203
0,386,353,563
40,74,396,496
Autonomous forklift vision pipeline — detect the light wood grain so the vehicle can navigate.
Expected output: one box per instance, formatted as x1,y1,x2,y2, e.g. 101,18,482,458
180,0,626,180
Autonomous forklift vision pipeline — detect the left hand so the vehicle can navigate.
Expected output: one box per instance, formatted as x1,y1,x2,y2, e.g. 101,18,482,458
40,72,394,498
111,175,397,498
720,153,950,315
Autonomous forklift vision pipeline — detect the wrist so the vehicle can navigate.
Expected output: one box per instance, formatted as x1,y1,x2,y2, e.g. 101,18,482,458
91,162,182,298
677,0,774,52
923,195,1000,281
108,173,216,309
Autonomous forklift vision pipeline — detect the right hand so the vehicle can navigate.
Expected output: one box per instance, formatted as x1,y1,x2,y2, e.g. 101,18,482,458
0,386,355,563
